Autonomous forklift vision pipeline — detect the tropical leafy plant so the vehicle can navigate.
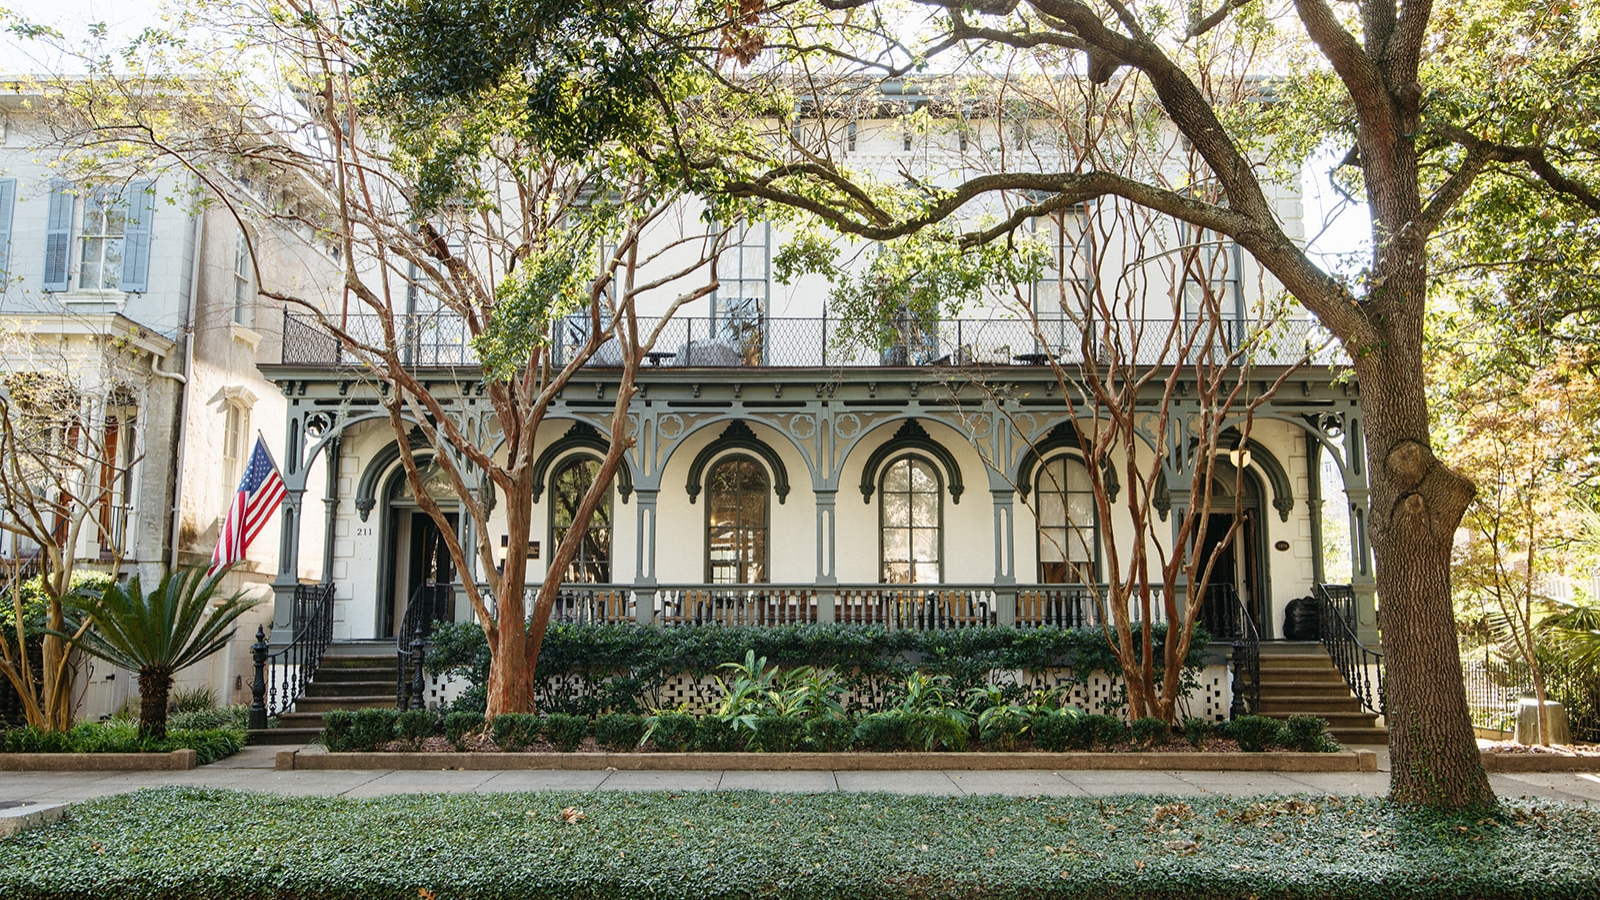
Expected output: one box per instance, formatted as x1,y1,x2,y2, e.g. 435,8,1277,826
57,568,258,739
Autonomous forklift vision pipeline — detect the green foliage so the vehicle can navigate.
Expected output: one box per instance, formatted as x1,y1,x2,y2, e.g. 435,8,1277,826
968,684,1031,749
475,239,589,382
491,713,542,752
1032,707,1089,752
167,686,217,716
1230,715,1283,753
396,710,438,748
1,721,243,763
1129,717,1169,748
750,715,804,752
694,716,744,752
643,712,697,752
1085,714,1127,749
350,708,399,752
444,711,485,750
801,715,855,752
6,788,1600,898
1279,715,1340,753
593,713,646,752
852,711,907,752
1182,716,1214,750
0,572,111,636
168,705,249,732
427,622,1211,719
542,713,588,752
320,711,356,752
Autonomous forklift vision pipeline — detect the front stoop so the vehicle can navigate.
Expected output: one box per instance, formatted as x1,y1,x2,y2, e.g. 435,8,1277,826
1248,642,1389,745
249,642,397,746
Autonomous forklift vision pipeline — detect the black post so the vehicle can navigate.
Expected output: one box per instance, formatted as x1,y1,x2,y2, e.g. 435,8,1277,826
409,633,427,710
1229,639,1248,720
249,626,269,730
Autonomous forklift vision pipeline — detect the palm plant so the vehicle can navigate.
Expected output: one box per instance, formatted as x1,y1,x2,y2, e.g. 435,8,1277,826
59,568,258,739
1545,596,1600,671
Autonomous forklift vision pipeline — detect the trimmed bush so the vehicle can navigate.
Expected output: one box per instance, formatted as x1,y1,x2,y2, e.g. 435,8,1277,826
169,705,249,732
1182,716,1213,749
1279,715,1339,753
1230,715,1282,752
645,713,697,752
350,708,399,751
1086,714,1126,748
320,710,356,752
853,712,907,752
444,711,484,750
594,713,647,752
1129,717,1168,748
904,711,969,751
802,715,855,752
1031,709,1079,752
693,716,744,752
750,715,803,752
543,713,588,752
1,722,242,763
490,713,541,752
396,709,438,747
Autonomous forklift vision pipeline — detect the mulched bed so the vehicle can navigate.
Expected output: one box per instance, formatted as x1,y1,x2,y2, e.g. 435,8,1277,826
1479,740,1600,757
385,734,1257,754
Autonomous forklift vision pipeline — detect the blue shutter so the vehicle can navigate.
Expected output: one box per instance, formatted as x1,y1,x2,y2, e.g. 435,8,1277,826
119,179,155,293
0,178,15,283
42,181,73,292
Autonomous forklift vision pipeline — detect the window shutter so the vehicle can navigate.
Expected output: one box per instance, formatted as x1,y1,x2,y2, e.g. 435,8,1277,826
119,180,155,292
42,180,73,292
0,178,15,282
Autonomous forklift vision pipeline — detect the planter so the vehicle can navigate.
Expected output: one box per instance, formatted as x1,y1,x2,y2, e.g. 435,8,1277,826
1481,751,1600,773
278,747,1377,773
0,749,197,772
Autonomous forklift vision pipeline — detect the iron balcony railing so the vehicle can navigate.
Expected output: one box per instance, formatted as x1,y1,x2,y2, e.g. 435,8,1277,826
282,312,1344,370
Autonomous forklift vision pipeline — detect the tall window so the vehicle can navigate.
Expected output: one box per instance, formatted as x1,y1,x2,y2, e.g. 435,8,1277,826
221,402,249,495
550,456,611,583
79,189,127,291
713,219,768,364
1032,208,1093,351
233,230,253,325
1179,223,1244,321
1037,455,1099,584
706,455,769,584
98,394,137,555
879,455,941,584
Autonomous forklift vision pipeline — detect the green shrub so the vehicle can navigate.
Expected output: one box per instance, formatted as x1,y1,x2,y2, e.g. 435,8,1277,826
1031,708,1085,752
169,705,249,731
1181,717,1213,749
750,715,803,752
168,686,218,716
320,710,357,752
1278,715,1339,753
443,711,484,750
1,722,242,762
396,709,438,747
853,712,907,752
802,715,855,752
166,727,246,764
1086,714,1126,748
1230,715,1282,752
693,716,745,752
490,713,541,752
1129,717,1168,748
543,713,588,752
3,726,72,753
594,713,647,751
645,713,697,752
351,708,399,751
904,711,969,751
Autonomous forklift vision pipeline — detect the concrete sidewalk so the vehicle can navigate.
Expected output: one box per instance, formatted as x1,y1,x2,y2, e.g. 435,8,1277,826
3,746,1599,804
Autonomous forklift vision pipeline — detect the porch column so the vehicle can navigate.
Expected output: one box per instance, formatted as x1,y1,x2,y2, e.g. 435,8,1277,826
991,489,1016,625
1305,430,1326,585
270,416,306,643
319,437,341,584
632,489,657,625
1341,414,1379,644
814,490,837,623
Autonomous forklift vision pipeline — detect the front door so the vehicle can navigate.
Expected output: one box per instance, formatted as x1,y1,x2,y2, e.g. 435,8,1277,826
386,511,457,638
1196,511,1262,637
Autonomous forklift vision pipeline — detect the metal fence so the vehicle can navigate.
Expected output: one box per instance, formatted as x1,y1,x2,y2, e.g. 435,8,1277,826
1462,651,1600,743
282,313,1345,370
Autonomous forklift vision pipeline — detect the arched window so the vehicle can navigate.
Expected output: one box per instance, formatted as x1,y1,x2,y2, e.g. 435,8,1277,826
1037,455,1099,584
706,455,769,584
550,456,611,583
880,455,941,584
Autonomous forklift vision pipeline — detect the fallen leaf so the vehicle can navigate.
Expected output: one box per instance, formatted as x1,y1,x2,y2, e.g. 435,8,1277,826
560,807,586,825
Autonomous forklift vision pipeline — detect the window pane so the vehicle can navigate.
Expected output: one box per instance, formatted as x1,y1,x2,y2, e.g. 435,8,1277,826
913,562,939,584
880,490,909,528
1039,491,1065,528
1039,526,1066,563
883,459,910,493
883,561,911,584
882,527,909,561
911,528,937,562
910,490,938,528
909,459,938,493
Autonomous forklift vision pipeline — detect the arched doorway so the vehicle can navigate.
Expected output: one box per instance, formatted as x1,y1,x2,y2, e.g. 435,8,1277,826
378,456,458,638
1194,459,1271,639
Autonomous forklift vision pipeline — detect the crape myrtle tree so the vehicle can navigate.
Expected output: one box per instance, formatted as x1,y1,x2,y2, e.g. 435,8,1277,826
352,0,1600,806
11,0,753,716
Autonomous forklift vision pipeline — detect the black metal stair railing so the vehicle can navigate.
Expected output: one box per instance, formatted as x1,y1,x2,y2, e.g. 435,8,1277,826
396,584,456,710
1193,582,1259,717
248,583,335,729
1313,583,1386,715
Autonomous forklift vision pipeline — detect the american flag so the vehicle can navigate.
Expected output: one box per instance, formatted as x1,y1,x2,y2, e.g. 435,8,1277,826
209,436,286,575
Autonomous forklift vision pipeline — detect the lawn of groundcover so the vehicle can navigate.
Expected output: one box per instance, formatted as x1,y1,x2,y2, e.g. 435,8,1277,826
0,788,1596,899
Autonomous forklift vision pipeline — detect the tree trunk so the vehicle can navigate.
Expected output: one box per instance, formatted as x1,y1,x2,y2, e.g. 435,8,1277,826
1357,337,1497,807
138,666,173,741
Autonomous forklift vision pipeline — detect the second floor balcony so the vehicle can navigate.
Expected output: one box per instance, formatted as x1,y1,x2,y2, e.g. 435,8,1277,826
280,312,1343,371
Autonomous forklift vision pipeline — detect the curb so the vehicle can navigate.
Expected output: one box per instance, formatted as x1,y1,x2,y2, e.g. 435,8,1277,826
278,747,1378,773
0,749,197,772
1482,752,1600,773
0,802,68,838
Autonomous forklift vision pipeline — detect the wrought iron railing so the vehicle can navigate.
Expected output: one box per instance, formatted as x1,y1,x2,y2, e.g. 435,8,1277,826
248,582,335,726
1190,582,1260,716
281,313,1343,369
396,584,455,709
1313,582,1385,715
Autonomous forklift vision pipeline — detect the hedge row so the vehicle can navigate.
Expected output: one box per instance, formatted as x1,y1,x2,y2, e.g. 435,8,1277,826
427,622,1213,716
1,787,1595,899
1,721,246,764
